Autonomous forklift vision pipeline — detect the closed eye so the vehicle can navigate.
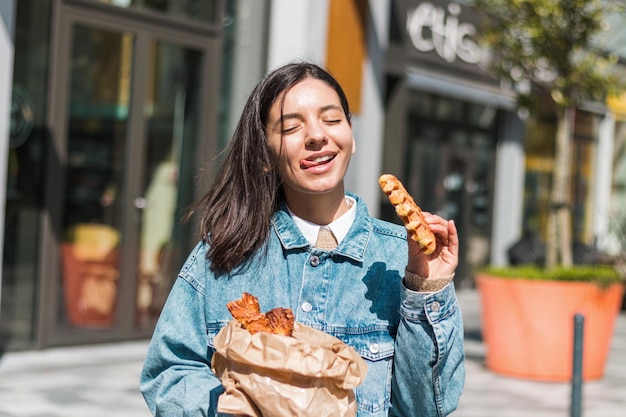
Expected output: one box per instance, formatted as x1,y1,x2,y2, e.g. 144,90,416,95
281,126,298,134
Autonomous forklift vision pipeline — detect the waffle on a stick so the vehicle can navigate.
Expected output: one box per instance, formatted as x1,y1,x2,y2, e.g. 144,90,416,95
378,174,436,255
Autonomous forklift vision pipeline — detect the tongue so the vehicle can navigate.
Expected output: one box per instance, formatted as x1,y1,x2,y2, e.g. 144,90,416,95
301,158,329,168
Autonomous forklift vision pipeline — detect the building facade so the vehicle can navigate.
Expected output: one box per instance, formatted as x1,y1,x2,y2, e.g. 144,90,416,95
0,0,625,352
381,0,626,282
381,0,524,284
1,0,225,351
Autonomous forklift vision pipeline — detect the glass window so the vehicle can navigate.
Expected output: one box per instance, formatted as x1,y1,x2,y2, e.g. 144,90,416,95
571,112,597,241
387,90,498,282
97,0,219,24
607,121,626,254
522,109,598,243
2,0,52,350
60,25,133,329
434,96,463,123
469,104,497,129
135,41,201,329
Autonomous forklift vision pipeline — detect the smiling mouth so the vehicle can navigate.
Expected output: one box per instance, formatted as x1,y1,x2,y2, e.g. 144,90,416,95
301,154,335,168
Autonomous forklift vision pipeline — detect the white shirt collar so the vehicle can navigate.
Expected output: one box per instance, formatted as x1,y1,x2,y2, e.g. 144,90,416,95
288,196,356,246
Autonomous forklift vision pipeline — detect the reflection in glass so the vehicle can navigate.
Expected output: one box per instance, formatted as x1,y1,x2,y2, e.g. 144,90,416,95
98,0,218,24
608,122,626,254
523,109,598,243
397,91,498,282
60,26,132,328
136,42,200,328
1,0,52,349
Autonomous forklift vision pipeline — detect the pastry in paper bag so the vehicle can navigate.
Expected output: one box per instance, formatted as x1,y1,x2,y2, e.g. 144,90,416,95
211,319,368,417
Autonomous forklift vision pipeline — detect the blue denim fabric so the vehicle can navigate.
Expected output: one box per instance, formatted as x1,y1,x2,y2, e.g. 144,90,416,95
140,194,465,416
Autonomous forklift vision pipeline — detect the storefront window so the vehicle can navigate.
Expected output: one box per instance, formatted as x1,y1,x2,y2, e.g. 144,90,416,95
522,109,598,244
607,120,626,253
521,109,554,236
96,0,219,24
216,0,237,151
383,91,498,282
60,26,132,329
1,0,52,350
571,112,597,241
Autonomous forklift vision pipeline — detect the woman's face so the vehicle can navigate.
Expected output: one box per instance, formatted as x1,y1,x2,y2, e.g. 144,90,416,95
265,78,355,199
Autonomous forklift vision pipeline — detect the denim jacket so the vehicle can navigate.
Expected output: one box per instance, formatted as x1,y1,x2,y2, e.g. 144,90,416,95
140,195,465,416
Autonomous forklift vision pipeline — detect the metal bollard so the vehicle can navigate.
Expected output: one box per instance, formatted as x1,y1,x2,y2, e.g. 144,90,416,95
570,313,584,417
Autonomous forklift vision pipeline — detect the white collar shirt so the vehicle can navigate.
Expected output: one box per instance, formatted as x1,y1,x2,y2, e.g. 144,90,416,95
288,196,356,246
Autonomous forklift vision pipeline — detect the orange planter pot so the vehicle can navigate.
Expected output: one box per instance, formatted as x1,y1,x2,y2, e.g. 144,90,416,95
476,274,624,382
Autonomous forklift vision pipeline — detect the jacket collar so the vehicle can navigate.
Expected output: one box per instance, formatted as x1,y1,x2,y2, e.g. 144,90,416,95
271,192,371,262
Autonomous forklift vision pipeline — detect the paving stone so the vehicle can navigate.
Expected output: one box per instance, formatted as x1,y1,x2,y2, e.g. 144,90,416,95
0,289,623,417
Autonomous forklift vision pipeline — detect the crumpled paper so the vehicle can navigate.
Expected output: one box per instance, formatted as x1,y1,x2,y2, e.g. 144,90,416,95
211,319,368,417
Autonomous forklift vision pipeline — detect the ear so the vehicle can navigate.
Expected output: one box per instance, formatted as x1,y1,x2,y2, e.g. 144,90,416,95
351,136,356,155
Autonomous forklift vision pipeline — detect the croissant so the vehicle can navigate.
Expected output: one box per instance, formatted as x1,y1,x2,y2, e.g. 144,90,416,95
227,292,295,337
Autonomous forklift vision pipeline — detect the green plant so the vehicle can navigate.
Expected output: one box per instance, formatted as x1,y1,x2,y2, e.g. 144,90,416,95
480,265,623,288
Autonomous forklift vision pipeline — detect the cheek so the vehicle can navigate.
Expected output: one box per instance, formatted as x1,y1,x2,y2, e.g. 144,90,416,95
277,140,300,164
267,135,289,165
270,143,295,177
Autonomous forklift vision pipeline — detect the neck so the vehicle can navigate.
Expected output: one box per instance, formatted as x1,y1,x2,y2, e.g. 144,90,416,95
284,188,349,225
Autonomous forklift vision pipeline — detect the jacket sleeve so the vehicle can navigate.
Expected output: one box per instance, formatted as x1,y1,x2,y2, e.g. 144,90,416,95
390,282,465,417
140,245,223,416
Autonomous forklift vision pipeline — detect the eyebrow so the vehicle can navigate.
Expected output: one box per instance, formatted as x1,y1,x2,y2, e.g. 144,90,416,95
318,104,343,114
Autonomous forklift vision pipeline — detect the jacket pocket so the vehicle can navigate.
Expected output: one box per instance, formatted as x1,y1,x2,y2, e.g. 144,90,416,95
336,330,395,416
206,322,229,350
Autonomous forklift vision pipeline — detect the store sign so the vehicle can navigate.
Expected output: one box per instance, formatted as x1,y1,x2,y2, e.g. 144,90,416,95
406,1,485,67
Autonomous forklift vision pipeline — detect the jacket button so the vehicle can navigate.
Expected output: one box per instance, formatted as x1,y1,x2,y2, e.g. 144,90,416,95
369,343,380,354
431,301,441,312
310,256,320,266
301,302,313,312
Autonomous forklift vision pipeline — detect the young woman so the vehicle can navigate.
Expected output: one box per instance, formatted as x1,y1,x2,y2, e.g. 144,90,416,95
140,62,465,416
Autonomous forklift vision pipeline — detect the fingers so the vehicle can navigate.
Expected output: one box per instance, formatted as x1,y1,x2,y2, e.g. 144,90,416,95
423,213,459,255
423,212,449,240
406,212,459,278
446,219,459,258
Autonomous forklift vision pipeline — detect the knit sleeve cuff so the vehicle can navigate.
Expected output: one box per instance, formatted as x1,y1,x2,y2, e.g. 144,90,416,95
403,268,455,292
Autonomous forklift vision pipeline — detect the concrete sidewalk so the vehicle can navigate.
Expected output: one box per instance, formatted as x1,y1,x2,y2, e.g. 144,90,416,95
0,288,623,416
0,341,150,417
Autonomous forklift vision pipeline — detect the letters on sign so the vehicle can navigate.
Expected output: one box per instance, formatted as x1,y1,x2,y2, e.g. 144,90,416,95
406,2,484,66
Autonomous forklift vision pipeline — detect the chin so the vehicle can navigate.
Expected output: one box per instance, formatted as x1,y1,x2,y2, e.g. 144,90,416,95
308,181,345,195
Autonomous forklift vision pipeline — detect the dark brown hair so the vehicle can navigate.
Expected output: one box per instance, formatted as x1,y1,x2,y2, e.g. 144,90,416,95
193,62,351,274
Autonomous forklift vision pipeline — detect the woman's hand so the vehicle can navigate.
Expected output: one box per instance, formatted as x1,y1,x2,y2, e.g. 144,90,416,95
406,213,459,279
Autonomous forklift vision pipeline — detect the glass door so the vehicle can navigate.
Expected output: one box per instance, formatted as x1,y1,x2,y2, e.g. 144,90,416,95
134,41,201,330
41,5,217,346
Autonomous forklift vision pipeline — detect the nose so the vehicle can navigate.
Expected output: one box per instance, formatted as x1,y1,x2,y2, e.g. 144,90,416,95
305,120,327,147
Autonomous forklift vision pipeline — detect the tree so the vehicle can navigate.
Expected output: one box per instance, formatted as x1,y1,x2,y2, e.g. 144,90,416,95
471,0,626,268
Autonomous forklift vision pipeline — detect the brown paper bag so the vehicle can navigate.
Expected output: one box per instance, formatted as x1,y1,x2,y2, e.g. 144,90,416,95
211,319,368,417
